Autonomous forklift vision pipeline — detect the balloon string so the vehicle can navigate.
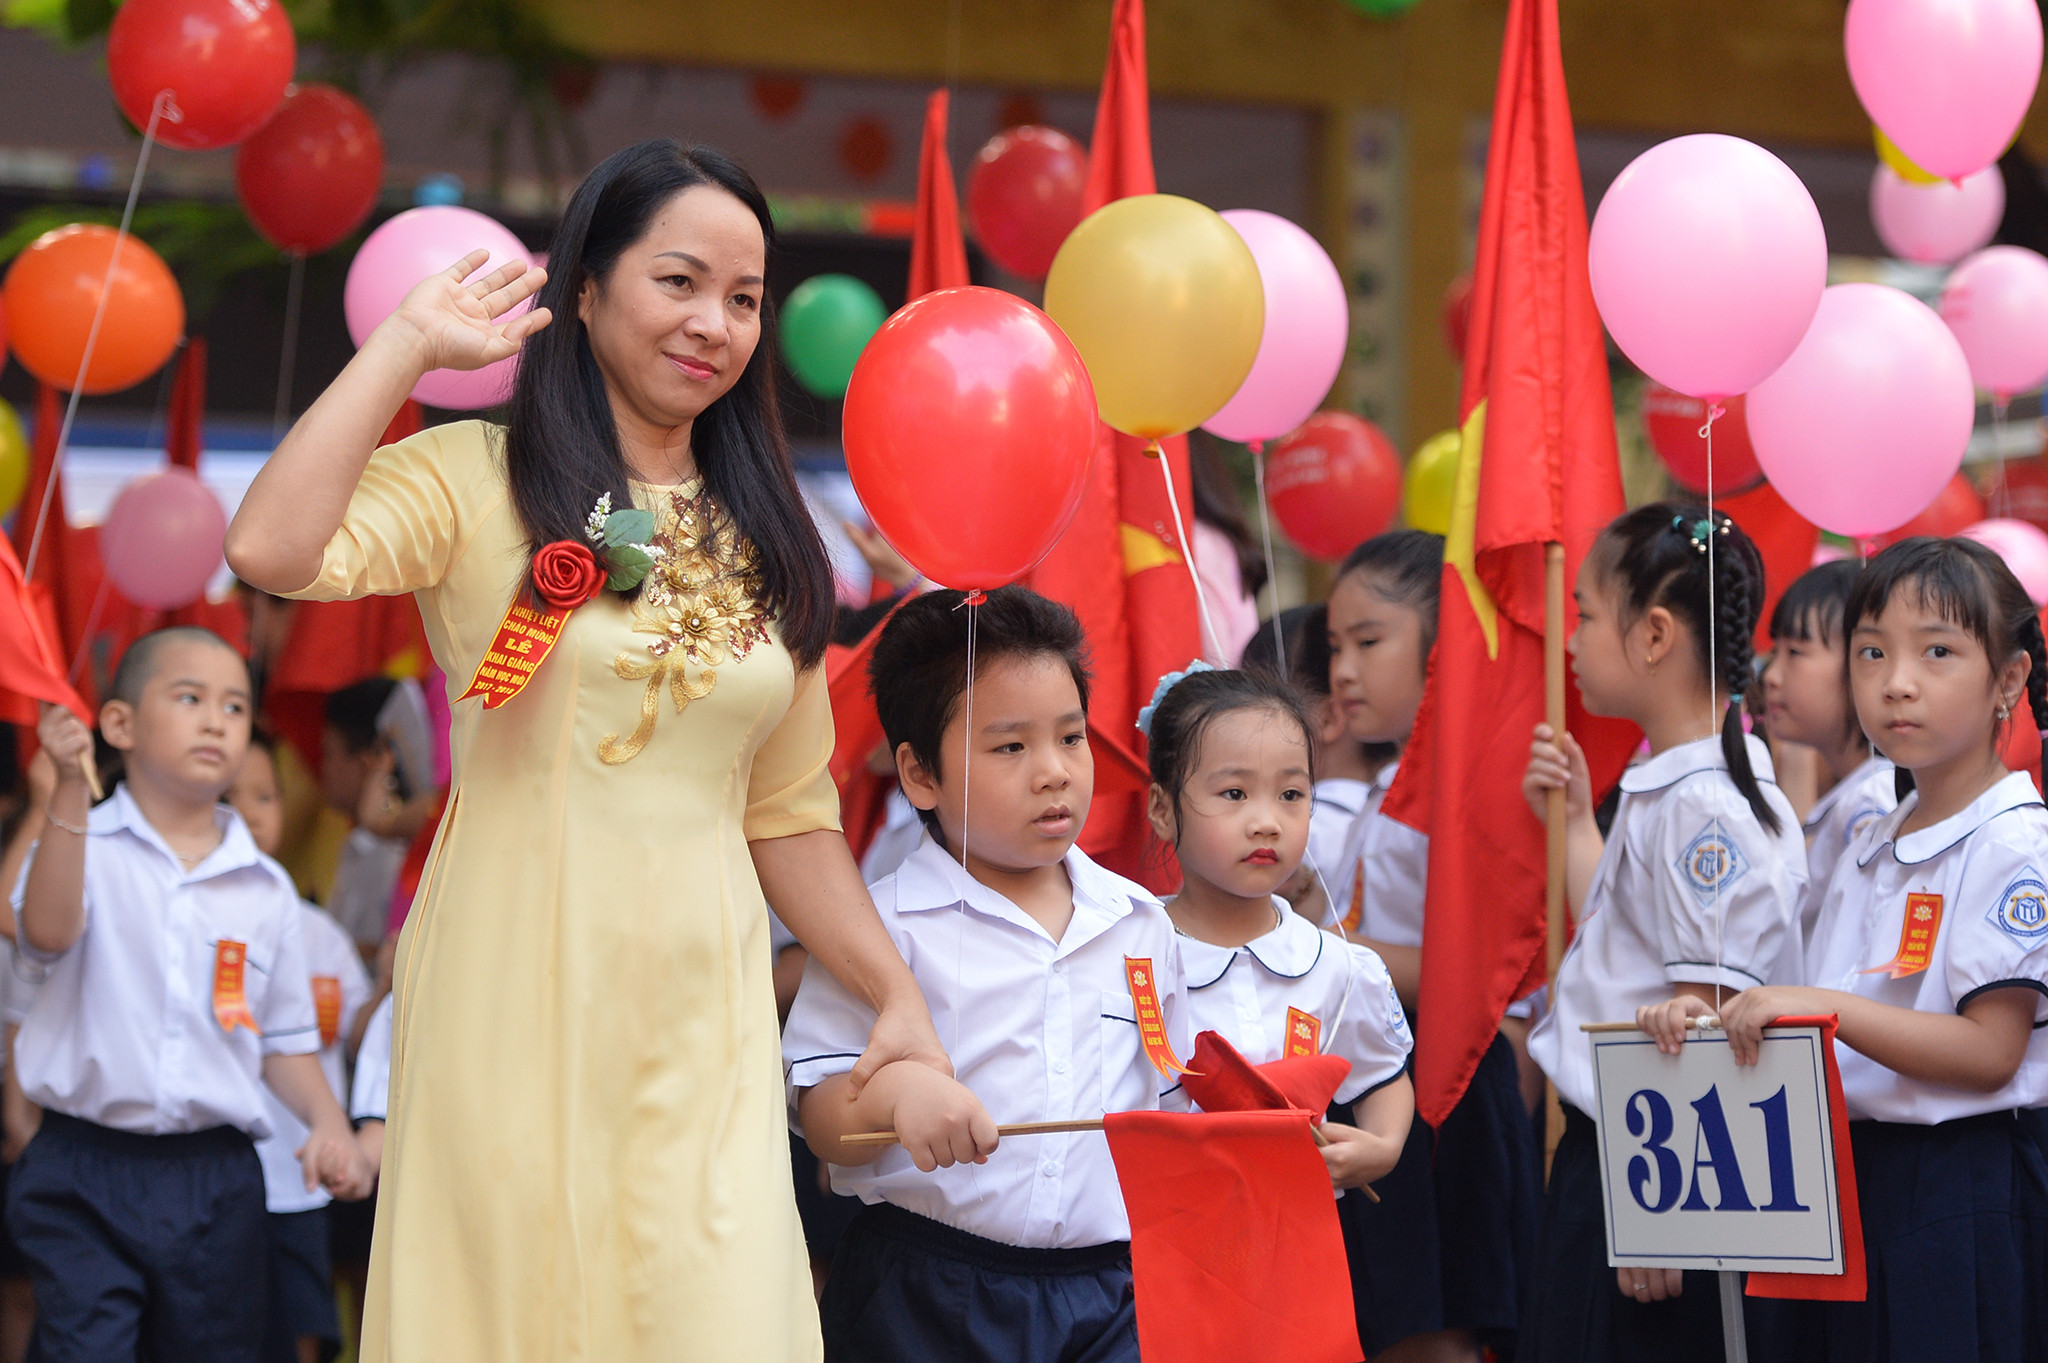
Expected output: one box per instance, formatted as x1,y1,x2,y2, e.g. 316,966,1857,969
1250,440,1287,683
1991,397,2012,521
958,595,979,873
1154,442,1224,663
1705,404,1727,1008
23,90,175,583
272,251,307,440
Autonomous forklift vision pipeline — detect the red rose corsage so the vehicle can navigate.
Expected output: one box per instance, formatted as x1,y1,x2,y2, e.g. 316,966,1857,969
531,540,608,609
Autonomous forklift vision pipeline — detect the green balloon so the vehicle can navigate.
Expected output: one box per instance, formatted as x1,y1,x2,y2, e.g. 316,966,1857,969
781,274,887,399
1342,0,1420,15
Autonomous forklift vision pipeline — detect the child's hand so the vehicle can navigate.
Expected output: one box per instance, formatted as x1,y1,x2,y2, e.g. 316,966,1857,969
1617,1267,1684,1303
878,1062,999,1173
1636,994,1718,1056
355,1119,385,1174
34,706,93,787
843,521,919,592
299,1122,375,1201
1522,723,1592,825
1317,1120,1403,1191
1717,985,1819,1067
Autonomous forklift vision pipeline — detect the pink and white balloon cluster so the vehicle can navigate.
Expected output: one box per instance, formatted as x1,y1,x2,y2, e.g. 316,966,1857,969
1591,0,2046,566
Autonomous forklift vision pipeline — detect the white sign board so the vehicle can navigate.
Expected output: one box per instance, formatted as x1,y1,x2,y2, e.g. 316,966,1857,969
1588,1024,1844,1275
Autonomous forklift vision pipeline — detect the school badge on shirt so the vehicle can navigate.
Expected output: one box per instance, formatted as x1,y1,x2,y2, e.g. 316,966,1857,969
1284,1007,1322,1057
1864,892,1943,978
212,940,261,1035
1993,872,2048,942
1676,825,1749,905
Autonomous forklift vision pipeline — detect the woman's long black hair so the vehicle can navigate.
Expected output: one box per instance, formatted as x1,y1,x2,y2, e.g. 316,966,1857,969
1589,501,1780,834
504,139,833,669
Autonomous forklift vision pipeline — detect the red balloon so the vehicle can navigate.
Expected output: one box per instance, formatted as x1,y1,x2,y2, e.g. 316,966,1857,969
1265,412,1404,562
1641,383,1764,495
1871,470,1985,550
966,126,1087,281
236,85,385,255
842,286,1097,590
107,0,295,152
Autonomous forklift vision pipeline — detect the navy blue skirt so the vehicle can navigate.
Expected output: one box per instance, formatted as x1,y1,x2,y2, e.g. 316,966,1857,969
1337,1028,1539,1355
1519,1105,1734,1363
1747,1111,2048,1363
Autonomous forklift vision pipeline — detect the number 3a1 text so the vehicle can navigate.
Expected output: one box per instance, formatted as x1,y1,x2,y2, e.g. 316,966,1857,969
1623,1084,1810,1215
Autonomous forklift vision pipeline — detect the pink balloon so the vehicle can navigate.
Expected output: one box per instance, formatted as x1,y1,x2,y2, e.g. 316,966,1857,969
1961,517,2048,605
1846,0,2042,181
1870,164,2004,264
344,206,534,410
1588,134,1827,402
101,468,226,611
1938,246,2048,399
1202,210,1348,445
1748,283,1975,538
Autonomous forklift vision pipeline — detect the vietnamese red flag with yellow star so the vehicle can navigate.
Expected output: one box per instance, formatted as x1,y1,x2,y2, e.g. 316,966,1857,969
1028,0,1202,890
1378,0,1638,1127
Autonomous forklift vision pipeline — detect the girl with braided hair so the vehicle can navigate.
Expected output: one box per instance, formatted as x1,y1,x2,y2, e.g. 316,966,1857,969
1656,537,2048,1362
1520,503,1807,1362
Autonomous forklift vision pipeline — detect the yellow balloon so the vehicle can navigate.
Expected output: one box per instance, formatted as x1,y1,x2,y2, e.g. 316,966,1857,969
1874,126,1942,186
1404,429,1460,535
0,401,26,523
1043,194,1264,440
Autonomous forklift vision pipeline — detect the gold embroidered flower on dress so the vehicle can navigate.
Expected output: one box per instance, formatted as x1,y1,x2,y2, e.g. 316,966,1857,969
597,483,774,766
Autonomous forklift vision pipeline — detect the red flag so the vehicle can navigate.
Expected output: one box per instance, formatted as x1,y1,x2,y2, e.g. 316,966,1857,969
1106,1109,1361,1363
907,89,971,299
1180,1029,1351,1118
1028,0,1202,891
0,531,89,727
1380,0,1637,1127
1745,1015,1867,1301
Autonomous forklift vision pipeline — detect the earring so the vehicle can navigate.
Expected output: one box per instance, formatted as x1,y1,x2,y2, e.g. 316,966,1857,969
1999,703,2012,722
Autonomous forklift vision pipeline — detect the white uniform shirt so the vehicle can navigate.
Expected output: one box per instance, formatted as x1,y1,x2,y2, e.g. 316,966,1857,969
1529,736,1805,1116
1800,755,1897,946
1177,903,1411,1106
858,787,925,886
351,993,394,1123
1806,772,2048,1124
257,905,372,1213
782,833,1191,1249
12,786,321,1138
1306,777,1371,918
1332,762,1400,938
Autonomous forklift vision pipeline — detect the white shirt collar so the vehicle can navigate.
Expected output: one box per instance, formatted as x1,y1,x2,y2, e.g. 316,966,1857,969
1858,769,2045,867
1618,733,1776,794
890,832,1158,952
96,784,263,881
1370,759,1400,795
1803,753,1891,832
1179,901,1326,988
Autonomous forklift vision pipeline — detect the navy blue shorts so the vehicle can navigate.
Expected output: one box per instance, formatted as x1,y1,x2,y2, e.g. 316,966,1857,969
819,1203,1137,1363
8,1111,268,1363
1338,1028,1538,1354
791,1132,861,1262
1519,1104,1735,1363
264,1206,339,1362
1747,1111,2048,1362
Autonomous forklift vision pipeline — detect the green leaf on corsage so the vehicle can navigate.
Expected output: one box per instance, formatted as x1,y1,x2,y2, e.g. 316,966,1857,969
601,508,656,550
605,543,656,593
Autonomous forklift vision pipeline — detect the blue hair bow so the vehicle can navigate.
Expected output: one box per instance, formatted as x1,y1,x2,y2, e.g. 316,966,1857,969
1136,660,1216,739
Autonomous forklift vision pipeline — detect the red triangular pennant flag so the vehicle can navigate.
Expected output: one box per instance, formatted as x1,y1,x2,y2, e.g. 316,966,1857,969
1181,1029,1351,1118
1106,1109,1362,1363
1027,0,1201,892
908,89,971,299
1746,1015,1867,1302
0,530,89,727
1379,0,1638,1127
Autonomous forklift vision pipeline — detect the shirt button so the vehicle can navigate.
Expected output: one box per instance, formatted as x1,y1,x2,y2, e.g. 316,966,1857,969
1041,1162,1059,1178
1053,1058,1068,1074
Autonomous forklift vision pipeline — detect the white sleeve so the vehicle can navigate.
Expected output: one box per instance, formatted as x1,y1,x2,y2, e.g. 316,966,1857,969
350,994,394,1121
1946,817,2048,1023
1651,783,1797,993
257,896,321,1057
780,952,878,1116
1328,943,1414,1105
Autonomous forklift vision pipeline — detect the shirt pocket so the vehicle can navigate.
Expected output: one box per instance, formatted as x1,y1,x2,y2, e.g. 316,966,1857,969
1099,988,1150,1113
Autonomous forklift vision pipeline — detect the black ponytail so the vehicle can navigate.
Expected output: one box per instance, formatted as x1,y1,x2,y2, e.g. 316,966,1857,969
1846,536,2048,795
1588,502,1780,834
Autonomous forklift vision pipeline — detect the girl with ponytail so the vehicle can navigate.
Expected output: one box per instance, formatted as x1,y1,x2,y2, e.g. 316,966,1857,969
1519,503,1807,1362
1653,536,2048,1362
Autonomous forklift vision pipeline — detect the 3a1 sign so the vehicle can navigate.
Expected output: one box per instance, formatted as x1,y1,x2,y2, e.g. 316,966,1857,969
1588,1024,1845,1275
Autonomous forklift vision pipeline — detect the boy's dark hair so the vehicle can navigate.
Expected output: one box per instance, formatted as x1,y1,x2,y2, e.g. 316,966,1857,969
1335,530,1447,650
1588,501,1779,834
1241,604,1332,699
1770,558,1862,648
108,627,244,707
1144,668,1314,843
869,587,1092,831
325,678,398,756
1846,536,2048,796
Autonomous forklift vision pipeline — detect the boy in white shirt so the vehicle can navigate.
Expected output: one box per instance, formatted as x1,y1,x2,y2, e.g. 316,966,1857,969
10,628,372,1362
228,735,374,1363
783,587,1190,1363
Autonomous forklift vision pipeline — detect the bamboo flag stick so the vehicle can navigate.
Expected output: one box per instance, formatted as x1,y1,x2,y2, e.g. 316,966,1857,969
1543,542,1568,1172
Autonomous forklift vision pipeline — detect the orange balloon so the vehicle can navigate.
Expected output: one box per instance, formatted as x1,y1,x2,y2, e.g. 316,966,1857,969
3,225,184,394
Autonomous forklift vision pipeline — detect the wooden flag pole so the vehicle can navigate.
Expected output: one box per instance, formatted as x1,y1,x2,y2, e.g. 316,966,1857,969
1543,541,1568,1170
